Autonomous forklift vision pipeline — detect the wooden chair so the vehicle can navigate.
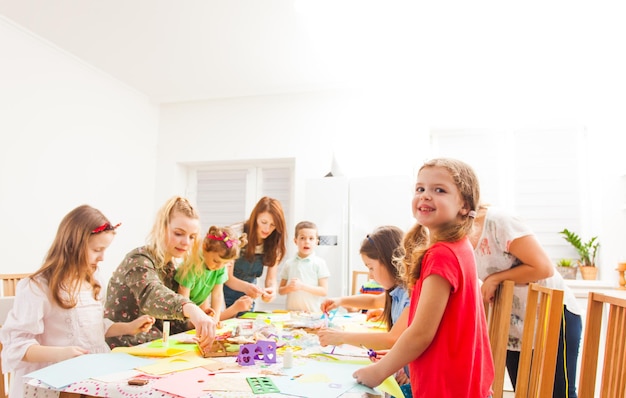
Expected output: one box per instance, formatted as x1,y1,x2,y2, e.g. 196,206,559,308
484,280,514,398
578,292,626,398
0,273,30,296
515,283,564,398
351,270,370,295
0,296,16,398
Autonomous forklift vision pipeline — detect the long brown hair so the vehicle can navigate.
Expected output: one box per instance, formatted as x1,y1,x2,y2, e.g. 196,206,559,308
31,205,114,308
359,225,404,331
401,158,480,287
241,196,286,267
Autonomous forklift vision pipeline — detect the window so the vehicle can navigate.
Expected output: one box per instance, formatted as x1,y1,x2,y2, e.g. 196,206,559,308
187,159,294,232
431,127,588,261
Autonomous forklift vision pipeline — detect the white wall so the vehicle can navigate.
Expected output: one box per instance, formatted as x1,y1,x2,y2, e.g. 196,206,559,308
157,89,430,219
3,5,626,291
0,17,160,282
156,87,626,287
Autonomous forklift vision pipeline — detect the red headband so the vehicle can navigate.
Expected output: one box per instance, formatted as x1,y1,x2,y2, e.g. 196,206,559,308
91,222,121,234
206,231,234,248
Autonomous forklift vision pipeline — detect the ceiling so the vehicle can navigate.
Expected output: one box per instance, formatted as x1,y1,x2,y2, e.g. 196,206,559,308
0,0,363,103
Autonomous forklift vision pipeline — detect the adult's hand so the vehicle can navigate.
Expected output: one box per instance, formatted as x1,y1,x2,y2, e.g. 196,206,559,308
184,303,217,355
261,286,276,302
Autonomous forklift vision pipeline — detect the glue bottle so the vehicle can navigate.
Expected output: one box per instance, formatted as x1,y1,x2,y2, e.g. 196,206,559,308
283,347,293,369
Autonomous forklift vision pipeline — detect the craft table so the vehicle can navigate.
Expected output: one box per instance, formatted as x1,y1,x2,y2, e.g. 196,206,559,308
23,312,394,398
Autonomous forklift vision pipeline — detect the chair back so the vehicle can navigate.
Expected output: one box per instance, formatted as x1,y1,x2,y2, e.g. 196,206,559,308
351,270,370,295
0,273,30,296
578,292,626,398
0,296,15,398
515,283,564,398
485,280,514,398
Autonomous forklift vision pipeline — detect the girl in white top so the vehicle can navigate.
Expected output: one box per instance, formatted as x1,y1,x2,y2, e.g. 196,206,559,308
470,205,582,398
0,205,154,398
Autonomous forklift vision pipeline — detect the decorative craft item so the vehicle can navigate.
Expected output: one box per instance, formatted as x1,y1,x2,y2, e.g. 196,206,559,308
246,377,280,394
236,341,277,366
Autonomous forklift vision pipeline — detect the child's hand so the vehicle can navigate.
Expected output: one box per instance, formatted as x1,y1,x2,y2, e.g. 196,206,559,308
261,287,275,302
316,327,343,347
287,278,302,291
130,315,156,334
320,298,340,314
353,363,385,389
365,308,384,322
232,296,254,313
395,367,410,385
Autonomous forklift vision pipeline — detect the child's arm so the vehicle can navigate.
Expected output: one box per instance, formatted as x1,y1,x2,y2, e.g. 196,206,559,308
318,306,409,350
320,292,385,313
352,274,451,388
23,345,88,364
209,285,224,324
220,295,253,320
278,278,289,295
281,277,328,296
105,315,156,337
178,284,191,298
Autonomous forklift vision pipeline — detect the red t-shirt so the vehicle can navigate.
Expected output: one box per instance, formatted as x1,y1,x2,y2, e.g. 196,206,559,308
408,237,494,398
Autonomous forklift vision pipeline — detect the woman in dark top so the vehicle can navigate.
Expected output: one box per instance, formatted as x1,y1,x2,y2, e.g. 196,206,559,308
223,196,287,311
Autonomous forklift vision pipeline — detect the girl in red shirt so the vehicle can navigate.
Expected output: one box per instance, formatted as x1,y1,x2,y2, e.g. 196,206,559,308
353,158,494,398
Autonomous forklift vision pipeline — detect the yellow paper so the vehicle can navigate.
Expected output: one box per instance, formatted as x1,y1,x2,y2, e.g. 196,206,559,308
136,352,221,375
378,375,405,398
112,346,188,357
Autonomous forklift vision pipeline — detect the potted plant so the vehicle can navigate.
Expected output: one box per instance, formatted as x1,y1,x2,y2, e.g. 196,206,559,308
555,258,577,280
559,228,600,280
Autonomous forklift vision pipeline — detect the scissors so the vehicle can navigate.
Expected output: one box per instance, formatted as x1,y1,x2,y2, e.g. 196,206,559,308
321,309,338,326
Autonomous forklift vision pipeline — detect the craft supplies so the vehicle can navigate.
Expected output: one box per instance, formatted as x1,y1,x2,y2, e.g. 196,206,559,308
283,347,293,369
246,377,280,394
162,320,170,346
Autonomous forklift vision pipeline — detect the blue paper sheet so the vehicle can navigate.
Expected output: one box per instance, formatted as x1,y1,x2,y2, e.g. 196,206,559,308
25,352,155,389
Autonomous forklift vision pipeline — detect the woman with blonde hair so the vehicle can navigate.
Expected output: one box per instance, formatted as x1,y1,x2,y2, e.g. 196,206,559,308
104,196,216,354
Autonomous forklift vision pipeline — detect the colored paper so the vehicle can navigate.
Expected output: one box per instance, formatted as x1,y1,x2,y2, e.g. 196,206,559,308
271,359,378,398
152,367,249,397
136,351,222,375
112,345,189,357
25,353,154,389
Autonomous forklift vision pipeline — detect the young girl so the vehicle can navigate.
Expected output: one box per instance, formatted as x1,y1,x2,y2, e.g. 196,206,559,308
317,225,408,351
0,205,155,398
104,196,217,354
223,196,287,310
352,158,494,398
175,225,251,324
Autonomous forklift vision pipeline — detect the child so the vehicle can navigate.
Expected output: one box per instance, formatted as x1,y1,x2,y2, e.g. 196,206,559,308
278,221,330,312
318,225,409,350
0,205,155,398
352,158,494,398
318,225,411,388
175,226,252,323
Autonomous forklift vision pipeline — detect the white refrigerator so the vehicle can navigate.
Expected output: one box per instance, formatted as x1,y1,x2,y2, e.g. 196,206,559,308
303,175,414,299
